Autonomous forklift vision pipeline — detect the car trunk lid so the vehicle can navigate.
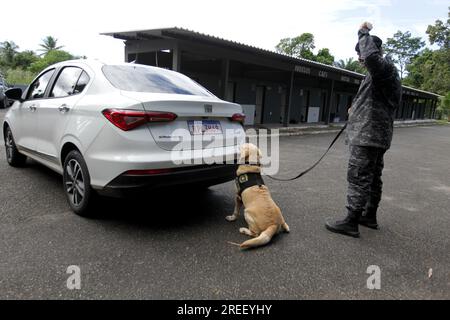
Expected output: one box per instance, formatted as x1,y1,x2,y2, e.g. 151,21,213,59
120,92,245,151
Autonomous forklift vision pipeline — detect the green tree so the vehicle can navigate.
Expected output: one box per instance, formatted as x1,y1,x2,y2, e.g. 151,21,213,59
275,33,334,64
383,30,425,80
334,57,367,74
404,48,449,96
275,33,315,59
426,7,449,49
402,48,433,89
13,50,39,69
38,36,64,55
315,48,334,65
437,92,450,120
29,50,73,73
404,7,450,97
0,41,19,66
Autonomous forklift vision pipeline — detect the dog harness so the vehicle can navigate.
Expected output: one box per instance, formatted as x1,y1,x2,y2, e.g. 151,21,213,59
235,172,265,196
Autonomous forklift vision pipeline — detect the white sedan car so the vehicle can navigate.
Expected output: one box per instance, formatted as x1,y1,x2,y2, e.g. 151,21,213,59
3,60,245,216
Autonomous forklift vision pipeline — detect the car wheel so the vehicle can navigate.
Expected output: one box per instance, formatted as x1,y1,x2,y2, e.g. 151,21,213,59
63,150,97,217
0,97,5,109
4,127,27,167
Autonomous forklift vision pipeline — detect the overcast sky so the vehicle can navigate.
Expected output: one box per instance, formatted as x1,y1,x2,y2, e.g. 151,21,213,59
1,0,448,63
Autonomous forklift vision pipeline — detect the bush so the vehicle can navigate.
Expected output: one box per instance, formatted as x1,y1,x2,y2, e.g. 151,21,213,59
29,50,74,74
436,92,450,120
5,68,37,86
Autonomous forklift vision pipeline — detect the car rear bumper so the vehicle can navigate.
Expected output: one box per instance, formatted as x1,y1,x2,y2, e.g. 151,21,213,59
97,163,238,197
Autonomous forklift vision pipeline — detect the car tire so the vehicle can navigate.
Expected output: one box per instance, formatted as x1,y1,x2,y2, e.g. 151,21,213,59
0,97,5,109
63,150,98,217
4,126,27,167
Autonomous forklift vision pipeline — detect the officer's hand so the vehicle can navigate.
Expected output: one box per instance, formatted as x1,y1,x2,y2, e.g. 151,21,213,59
348,107,353,115
360,22,373,31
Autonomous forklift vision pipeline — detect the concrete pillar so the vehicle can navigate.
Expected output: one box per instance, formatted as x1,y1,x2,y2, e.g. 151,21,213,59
432,99,438,119
219,59,230,100
404,97,409,119
172,45,181,72
427,99,432,119
283,71,295,127
325,79,335,125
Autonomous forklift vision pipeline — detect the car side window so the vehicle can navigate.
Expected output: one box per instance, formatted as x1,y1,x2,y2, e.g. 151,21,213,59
26,69,55,100
50,67,83,98
74,71,90,94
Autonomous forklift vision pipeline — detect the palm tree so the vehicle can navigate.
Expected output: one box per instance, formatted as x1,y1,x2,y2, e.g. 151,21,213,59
334,58,353,69
334,57,366,74
38,36,63,55
0,41,19,65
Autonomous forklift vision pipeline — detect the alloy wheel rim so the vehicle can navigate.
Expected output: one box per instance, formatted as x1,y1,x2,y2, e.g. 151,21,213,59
65,159,85,206
5,131,13,162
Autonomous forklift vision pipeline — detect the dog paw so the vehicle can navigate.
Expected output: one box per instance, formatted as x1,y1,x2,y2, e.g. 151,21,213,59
226,215,237,222
239,228,251,235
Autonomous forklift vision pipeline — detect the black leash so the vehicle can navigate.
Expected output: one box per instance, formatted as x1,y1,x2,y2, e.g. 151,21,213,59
266,124,347,182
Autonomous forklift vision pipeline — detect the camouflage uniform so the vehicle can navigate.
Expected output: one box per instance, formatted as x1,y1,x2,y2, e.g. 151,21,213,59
345,28,402,215
346,145,386,213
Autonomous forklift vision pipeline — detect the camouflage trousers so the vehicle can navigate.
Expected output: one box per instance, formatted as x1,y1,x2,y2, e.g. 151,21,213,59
346,145,387,215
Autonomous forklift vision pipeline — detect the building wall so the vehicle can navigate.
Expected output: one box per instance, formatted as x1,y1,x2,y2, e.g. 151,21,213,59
183,70,221,97
290,87,303,124
234,79,256,105
263,86,282,124
175,68,436,124
122,37,439,124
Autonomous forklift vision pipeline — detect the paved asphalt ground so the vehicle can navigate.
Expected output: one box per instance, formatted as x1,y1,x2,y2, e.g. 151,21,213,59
0,108,449,299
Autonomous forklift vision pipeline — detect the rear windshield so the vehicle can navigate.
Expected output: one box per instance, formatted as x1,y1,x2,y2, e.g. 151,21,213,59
102,65,213,97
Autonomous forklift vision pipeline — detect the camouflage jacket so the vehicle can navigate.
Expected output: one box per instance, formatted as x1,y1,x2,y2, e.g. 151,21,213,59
346,29,402,150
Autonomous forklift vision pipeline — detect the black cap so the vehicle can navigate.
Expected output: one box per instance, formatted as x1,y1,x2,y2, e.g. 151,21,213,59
355,35,383,53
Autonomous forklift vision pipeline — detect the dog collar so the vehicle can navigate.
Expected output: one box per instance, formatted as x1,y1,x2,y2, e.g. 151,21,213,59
241,162,261,166
235,172,265,196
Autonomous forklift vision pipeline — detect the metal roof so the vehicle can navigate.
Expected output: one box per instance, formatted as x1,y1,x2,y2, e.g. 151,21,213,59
102,27,440,98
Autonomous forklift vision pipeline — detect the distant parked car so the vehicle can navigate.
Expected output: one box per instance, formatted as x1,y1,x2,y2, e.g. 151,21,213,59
0,76,10,108
3,59,245,216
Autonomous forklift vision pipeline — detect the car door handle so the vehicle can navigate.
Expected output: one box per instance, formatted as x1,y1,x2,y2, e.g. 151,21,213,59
58,104,70,113
29,104,37,112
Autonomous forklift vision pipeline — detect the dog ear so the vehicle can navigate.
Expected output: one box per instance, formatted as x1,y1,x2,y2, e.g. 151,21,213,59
239,144,250,162
247,144,260,164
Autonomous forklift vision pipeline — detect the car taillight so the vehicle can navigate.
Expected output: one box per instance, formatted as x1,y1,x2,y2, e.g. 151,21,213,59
102,109,177,131
231,113,246,123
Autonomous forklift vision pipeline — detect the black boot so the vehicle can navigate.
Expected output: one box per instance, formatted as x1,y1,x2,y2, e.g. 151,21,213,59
359,206,379,230
325,211,361,238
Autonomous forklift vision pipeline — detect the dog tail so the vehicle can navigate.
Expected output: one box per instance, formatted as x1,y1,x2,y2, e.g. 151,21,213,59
240,225,278,250
282,222,290,233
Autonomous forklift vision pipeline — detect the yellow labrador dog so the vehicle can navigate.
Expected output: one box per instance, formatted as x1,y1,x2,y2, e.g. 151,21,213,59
226,143,289,249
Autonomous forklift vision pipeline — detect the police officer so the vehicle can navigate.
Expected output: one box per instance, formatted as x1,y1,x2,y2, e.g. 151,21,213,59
325,22,402,237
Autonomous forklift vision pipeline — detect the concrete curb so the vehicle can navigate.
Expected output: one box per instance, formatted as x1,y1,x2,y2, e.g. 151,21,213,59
247,120,441,138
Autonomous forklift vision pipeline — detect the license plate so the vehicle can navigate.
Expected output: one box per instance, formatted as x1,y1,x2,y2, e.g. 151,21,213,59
188,120,222,135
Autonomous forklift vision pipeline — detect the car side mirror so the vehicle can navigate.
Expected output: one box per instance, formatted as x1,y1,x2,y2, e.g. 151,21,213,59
5,88,23,102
